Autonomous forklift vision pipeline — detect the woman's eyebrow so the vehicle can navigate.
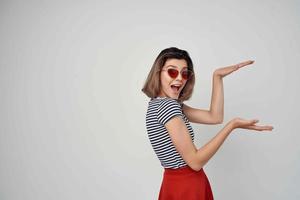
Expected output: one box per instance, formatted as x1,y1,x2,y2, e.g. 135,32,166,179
167,65,188,69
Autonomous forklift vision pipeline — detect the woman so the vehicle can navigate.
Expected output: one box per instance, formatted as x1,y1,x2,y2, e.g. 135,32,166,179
141,47,273,200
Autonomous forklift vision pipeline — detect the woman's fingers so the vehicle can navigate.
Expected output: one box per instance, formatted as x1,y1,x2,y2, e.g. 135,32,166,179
243,124,274,131
239,60,254,66
235,60,255,70
241,60,254,66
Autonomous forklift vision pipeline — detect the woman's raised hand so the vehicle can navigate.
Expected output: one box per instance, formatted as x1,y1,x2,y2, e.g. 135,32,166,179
214,60,255,78
230,117,274,132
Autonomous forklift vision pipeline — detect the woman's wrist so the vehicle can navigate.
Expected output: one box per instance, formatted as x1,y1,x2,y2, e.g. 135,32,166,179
213,71,222,78
226,120,236,132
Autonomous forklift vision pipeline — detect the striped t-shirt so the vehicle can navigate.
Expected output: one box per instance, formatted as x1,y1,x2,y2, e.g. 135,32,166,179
145,96,195,169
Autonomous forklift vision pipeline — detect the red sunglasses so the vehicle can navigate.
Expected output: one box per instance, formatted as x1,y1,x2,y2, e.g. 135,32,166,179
161,68,194,80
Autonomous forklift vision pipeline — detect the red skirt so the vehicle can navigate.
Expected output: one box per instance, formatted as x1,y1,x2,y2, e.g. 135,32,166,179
158,165,214,200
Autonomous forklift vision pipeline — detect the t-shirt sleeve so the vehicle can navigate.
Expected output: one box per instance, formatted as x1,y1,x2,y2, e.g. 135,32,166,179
157,98,183,126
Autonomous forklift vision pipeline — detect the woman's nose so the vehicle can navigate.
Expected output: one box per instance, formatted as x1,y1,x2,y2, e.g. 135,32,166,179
176,72,183,81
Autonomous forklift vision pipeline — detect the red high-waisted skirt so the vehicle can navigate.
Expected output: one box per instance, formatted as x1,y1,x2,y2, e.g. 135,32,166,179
158,165,214,200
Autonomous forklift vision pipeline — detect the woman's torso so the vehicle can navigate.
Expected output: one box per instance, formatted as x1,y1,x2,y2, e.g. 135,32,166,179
145,97,195,169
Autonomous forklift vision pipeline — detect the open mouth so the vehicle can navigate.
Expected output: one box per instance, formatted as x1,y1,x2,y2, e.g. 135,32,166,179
171,85,181,93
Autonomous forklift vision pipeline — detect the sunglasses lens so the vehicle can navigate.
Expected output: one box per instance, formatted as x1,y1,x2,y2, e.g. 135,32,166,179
167,69,179,78
182,70,193,80
182,71,188,80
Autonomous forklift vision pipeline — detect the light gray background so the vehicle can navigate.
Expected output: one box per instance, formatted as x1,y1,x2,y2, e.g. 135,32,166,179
1,0,299,199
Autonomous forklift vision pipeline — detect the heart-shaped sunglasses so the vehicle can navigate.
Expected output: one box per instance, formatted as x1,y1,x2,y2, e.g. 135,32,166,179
161,68,194,80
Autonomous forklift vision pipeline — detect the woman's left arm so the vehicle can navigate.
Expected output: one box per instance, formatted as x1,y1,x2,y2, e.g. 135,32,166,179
183,60,255,124
182,73,224,124
209,73,224,123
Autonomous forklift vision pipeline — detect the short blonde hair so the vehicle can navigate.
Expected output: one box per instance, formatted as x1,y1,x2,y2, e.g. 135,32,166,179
141,47,195,103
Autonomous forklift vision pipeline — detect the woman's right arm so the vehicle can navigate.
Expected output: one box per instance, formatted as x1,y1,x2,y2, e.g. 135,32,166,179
165,117,273,171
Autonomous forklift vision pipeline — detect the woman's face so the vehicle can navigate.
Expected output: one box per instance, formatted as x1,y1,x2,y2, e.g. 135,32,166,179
158,58,188,99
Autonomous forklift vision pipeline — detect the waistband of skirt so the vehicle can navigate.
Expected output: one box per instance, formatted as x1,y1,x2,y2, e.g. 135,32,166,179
163,165,203,175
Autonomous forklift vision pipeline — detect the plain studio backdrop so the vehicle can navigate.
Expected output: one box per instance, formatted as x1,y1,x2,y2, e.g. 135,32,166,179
1,0,299,199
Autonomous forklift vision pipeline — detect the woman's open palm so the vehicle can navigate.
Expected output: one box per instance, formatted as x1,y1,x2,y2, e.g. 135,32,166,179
214,60,255,78
231,118,274,132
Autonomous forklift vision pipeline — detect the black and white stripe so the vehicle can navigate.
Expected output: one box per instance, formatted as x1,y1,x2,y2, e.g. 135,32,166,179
145,96,195,169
